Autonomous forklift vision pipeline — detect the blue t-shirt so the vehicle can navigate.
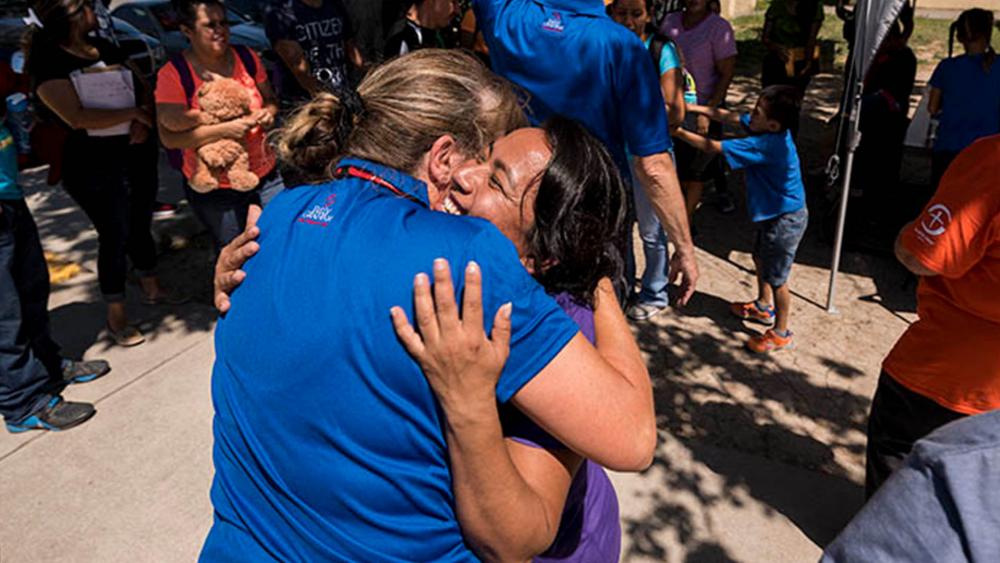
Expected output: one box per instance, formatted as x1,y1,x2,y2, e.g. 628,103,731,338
475,0,672,180
0,126,21,200
929,54,1000,153
721,114,805,222
201,158,580,562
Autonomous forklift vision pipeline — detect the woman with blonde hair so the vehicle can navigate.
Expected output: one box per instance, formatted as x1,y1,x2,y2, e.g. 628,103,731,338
204,49,654,561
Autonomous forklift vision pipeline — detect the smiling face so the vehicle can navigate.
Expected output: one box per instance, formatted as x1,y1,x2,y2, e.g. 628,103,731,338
182,3,231,58
611,0,651,38
442,128,552,258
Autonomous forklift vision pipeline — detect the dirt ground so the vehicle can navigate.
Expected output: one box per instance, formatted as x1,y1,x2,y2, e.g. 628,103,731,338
27,50,926,561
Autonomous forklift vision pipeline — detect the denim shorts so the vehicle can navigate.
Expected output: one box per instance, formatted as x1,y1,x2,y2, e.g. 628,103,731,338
753,206,808,288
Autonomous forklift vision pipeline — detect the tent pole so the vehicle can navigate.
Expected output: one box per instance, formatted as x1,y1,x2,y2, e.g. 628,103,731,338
825,83,863,313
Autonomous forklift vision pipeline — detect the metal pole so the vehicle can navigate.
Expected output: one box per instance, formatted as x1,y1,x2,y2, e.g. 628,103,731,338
825,83,863,313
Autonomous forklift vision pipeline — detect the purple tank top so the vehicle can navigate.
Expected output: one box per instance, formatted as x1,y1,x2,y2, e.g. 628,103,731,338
500,293,621,562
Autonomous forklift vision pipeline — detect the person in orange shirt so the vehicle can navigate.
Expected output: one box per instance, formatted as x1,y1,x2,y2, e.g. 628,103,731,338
155,0,283,251
866,134,1000,497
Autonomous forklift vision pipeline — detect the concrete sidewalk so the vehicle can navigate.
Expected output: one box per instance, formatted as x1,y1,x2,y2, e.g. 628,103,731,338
0,159,898,562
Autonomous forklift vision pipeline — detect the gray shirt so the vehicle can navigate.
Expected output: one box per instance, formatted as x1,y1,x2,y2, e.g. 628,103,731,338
822,410,1000,563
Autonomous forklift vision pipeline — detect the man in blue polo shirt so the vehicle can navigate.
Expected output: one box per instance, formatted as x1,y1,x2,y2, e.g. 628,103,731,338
474,0,699,305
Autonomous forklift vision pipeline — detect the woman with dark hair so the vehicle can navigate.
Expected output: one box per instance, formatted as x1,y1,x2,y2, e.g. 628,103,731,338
24,0,174,346
927,8,1000,192
203,50,654,561
155,0,283,250
392,117,630,561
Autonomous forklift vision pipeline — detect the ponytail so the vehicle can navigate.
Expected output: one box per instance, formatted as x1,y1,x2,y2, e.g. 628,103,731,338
947,19,957,58
275,92,355,183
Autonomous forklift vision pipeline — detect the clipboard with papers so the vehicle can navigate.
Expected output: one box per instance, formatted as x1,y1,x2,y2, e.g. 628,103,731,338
69,64,136,137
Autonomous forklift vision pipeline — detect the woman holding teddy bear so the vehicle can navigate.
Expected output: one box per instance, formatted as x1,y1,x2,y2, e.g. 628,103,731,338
26,0,179,347
155,0,285,250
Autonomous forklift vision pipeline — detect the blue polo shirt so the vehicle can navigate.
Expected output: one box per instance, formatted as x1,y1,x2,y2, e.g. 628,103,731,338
201,158,579,562
721,114,805,222
475,0,671,179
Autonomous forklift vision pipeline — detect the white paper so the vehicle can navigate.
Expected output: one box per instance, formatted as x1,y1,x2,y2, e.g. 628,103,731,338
69,66,135,137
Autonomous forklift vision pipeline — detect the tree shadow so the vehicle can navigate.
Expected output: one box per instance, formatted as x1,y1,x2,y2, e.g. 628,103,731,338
621,288,868,559
21,160,223,350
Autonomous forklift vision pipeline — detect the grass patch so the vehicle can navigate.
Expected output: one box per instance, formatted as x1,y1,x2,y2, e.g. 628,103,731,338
731,11,1000,81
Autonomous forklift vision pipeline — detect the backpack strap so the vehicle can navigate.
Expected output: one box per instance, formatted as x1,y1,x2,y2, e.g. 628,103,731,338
168,52,196,107
232,45,258,79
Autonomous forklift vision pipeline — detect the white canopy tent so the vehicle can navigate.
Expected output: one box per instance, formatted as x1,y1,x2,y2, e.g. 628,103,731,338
825,0,911,312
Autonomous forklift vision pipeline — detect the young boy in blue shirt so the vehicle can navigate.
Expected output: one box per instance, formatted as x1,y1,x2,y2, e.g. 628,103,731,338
0,103,110,432
675,85,808,352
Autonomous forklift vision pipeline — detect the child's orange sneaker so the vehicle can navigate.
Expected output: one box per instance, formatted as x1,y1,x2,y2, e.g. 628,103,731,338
730,301,775,326
747,329,794,353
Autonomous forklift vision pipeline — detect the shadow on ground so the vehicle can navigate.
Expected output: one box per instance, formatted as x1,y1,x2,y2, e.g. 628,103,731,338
23,164,222,355
621,287,867,560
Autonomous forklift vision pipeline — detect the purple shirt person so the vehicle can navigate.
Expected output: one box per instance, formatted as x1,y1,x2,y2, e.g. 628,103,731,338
660,1,737,106
501,293,621,562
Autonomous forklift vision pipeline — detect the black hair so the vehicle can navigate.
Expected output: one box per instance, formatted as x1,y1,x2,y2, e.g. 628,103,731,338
171,0,226,29
525,116,628,307
949,8,995,73
759,85,801,131
23,0,87,77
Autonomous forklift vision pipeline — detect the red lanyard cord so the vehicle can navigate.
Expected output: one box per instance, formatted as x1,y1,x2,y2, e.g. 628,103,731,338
332,166,423,205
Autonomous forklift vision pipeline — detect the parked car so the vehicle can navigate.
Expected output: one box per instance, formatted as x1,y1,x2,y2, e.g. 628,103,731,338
225,0,264,25
0,16,164,83
111,0,271,60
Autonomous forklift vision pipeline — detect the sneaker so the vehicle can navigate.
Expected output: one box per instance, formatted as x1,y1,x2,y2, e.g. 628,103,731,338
61,358,111,384
152,201,178,218
747,329,794,353
730,301,776,326
5,397,96,433
627,302,669,321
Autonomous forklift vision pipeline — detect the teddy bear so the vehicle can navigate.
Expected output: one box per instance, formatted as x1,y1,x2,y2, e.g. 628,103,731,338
186,77,260,192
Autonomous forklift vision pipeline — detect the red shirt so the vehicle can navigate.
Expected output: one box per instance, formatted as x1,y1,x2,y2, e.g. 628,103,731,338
154,48,275,188
883,135,1000,414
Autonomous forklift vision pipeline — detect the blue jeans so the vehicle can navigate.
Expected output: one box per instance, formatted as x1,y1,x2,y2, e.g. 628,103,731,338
0,199,61,424
185,169,285,250
632,181,670,307
753,207,808,288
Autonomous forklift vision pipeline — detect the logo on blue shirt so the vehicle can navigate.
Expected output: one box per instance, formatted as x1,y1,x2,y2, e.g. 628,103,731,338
541,12,564,33
297,194,337,227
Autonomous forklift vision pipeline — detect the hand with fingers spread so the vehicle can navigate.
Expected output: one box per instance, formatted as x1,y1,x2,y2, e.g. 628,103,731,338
214,204,263,313
390,259,512,420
